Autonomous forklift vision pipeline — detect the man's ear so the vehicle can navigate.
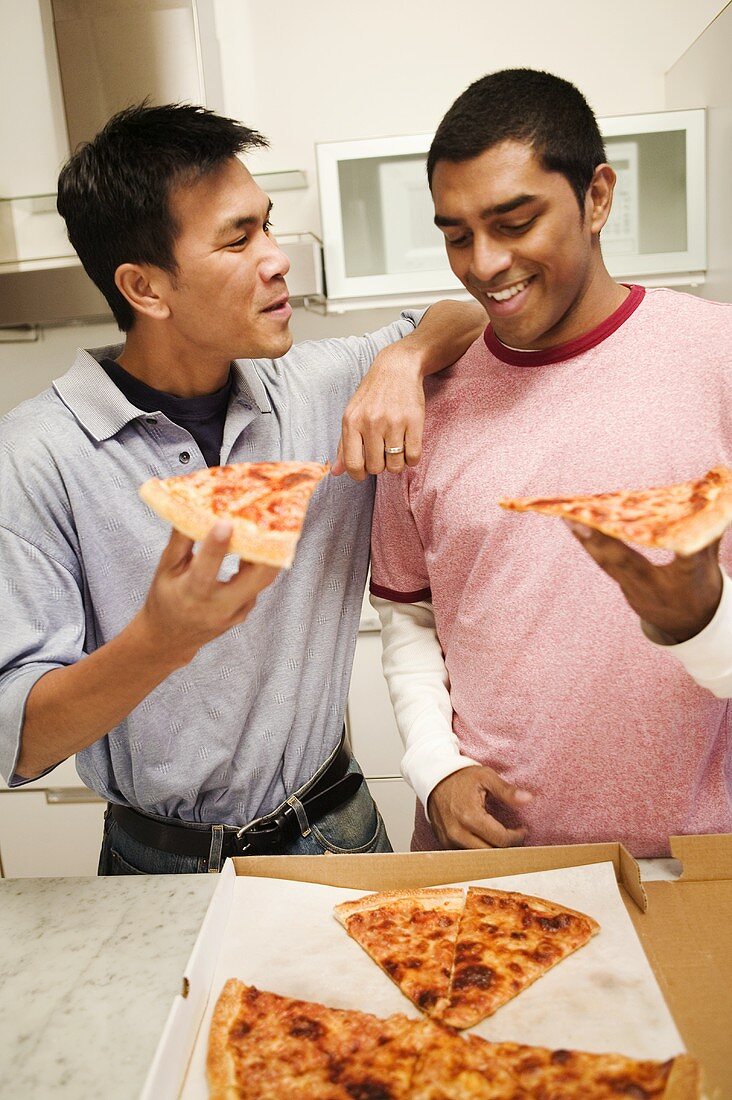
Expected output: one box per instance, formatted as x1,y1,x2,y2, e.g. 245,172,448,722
115,263,173,322
585,163,616,236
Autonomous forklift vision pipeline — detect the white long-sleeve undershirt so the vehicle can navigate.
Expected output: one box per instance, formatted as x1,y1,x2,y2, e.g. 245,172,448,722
372,567,732,812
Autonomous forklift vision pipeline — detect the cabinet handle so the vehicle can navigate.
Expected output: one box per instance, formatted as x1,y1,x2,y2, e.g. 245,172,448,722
45,788,105,805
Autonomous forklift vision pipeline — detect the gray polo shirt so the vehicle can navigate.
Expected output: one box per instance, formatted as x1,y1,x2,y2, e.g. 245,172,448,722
0,313,418,823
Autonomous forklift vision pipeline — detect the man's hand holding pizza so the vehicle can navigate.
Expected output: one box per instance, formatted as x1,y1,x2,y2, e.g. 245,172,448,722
568,523,723,644
138,522,280,666
333,300,485,481
427,765,532,849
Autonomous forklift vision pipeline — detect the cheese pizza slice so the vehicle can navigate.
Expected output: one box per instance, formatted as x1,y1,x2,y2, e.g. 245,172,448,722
436,887,600,1029
139,460,329,568
207,980,425,1100
490,1039,700,1099
499,465,732,556
333,888,465,1018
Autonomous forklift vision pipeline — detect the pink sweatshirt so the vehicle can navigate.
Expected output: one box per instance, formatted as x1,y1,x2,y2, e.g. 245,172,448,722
371,287,732,857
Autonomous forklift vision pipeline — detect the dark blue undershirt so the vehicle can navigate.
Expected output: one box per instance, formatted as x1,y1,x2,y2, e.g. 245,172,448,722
101,358,232,468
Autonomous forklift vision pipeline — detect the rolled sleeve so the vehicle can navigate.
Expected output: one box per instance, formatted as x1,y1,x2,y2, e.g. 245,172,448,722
0,527,85,784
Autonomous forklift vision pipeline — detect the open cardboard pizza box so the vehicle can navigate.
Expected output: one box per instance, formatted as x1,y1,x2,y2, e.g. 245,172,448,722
141,834,732,1100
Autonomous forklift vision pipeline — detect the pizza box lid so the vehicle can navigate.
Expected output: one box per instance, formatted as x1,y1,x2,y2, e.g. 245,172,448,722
140,834,732,1100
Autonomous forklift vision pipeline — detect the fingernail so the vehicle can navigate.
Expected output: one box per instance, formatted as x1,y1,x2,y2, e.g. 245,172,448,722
568,522,591,539
212,521,232,541
514,789,533,803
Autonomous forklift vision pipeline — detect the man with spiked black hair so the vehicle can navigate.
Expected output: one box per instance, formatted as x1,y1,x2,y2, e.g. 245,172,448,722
0,102,484,873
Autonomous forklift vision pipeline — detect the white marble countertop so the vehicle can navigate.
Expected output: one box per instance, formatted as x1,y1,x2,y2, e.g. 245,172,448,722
0,874,217,1100
0,859,681,1099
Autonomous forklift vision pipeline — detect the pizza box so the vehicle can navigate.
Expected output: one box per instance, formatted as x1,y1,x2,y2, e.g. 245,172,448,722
141,834,732,1100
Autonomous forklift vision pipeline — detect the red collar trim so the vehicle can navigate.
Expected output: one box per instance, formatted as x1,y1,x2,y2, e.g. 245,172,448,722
483,284,645,366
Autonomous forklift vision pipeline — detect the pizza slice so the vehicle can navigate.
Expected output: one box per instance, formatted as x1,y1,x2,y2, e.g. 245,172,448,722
489,1039,700,1099
139,460,329,568
409,1030,532,1099
333,888,465,1017
207,982,700,1100
498,465,732,556
436,887,600,1029
206,980,426,1099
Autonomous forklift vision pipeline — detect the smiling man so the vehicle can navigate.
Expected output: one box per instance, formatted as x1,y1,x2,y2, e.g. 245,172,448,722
0,103,483,873
370,69,732,857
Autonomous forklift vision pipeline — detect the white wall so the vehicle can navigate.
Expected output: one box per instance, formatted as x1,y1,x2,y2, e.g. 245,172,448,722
213,0,728,238
0,0,728,413
666,3,732,303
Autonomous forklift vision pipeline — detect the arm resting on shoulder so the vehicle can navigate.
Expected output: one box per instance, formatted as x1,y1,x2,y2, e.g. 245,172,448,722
643,567,732,697
370,595,479,811
336,300,485,479
402,299,486,379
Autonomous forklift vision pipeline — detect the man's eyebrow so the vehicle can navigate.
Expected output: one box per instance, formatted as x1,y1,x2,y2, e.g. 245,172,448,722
434,194,537,226
217,199,273,238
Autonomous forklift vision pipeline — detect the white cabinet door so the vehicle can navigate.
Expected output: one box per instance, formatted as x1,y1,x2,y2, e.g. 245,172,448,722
0,791,105,877
347,631,403,779
367,778,415,853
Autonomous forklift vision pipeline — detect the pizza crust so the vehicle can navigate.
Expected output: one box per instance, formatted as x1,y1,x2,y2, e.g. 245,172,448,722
206,978,244,1100
333,887,465,926
657,494,732,556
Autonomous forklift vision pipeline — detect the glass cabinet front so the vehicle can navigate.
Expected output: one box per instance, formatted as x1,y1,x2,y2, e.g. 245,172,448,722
316,110,706,308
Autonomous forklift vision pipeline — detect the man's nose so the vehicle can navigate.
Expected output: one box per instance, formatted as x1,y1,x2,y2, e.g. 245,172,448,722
469,236,512,285
261,234,290,280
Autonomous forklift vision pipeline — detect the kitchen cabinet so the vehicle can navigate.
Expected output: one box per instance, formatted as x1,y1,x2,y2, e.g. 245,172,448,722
0,790,105,878
0,756,105,877
0,225,324,327
346,592,417,851
316,109,706,311
366,778,416,853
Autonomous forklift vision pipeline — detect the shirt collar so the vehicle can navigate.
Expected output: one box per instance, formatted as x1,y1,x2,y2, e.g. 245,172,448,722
53,345,272,442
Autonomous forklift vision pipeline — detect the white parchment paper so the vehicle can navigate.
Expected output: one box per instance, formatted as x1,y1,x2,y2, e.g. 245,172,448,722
181,862,684,1098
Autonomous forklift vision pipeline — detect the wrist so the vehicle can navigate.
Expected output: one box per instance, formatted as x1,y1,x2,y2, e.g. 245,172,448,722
643,581,723,646
128,608,197,673
397,337,432,379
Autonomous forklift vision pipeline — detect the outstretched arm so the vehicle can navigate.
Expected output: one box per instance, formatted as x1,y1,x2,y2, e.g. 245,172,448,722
334,299,485,481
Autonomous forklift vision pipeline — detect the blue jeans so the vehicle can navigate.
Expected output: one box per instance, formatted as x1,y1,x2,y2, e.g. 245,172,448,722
98,759,392,875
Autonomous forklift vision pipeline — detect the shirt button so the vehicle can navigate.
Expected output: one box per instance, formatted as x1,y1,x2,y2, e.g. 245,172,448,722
145,416,158,425
179,451,191,464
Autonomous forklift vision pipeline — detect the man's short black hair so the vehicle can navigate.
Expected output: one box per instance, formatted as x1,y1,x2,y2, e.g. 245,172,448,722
57,103,268,331
427,69,606,214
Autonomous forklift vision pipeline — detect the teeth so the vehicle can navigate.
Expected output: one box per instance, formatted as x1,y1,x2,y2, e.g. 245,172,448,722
486,278,530,302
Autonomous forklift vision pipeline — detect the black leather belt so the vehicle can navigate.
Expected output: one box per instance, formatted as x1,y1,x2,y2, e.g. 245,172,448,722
108,739,362,859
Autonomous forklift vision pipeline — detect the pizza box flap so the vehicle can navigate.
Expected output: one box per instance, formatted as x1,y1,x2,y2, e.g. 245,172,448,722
668,831,732,881
625,834,732,1100
229,840,647,912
